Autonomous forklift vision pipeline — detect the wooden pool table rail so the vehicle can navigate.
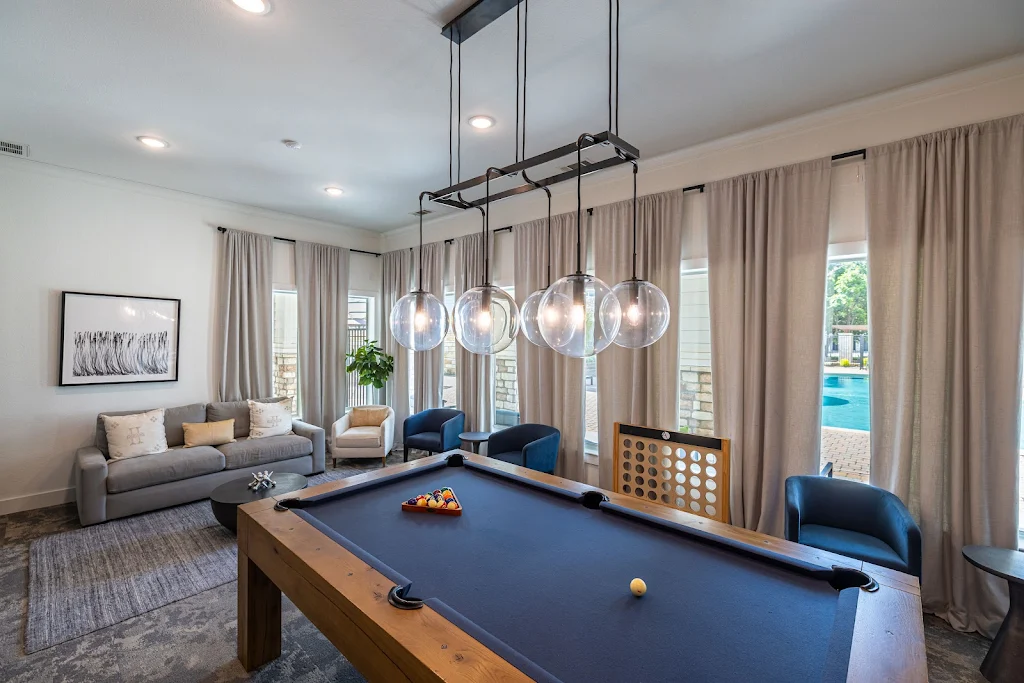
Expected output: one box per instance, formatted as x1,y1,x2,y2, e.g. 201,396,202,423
237,450,927,682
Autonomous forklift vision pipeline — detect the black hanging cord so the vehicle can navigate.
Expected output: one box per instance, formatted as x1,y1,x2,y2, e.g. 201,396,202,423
449,38,453,186
515,0,520,163
575,134,594,274
630,161,638,279
615,0,621,135
417,192,435,291
484,167,505,284
607,0,613,133
457,27,462,182
522,0,528,159
521,171,551,286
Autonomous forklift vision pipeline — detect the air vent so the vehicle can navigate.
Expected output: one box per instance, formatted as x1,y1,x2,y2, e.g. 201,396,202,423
0,140,29,157
410,209,433,217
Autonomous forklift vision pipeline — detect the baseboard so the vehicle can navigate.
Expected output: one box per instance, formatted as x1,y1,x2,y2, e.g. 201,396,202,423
0,487,76,516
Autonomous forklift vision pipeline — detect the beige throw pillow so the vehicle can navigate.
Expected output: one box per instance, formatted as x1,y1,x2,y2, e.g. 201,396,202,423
248,399,293,439
350,406,390,428
183,419,235,447
102,409,168,460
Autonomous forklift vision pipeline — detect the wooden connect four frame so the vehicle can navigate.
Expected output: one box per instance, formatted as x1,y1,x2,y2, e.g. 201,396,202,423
613,423,731,524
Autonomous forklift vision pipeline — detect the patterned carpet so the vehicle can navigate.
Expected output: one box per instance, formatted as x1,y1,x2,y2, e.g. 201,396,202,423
0,450,995,682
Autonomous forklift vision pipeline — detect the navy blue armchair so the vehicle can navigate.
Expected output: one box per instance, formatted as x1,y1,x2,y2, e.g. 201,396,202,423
487,424,560,474
403,408,465,462
785,475,922,578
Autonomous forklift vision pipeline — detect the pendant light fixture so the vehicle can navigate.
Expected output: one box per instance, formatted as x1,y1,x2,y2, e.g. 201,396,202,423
453,169,521,355
610,163,671,348
389,193,449,351
519,174,552,348
537,136,621,357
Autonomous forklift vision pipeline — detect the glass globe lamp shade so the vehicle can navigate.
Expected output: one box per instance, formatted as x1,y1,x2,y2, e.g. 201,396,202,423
453,285,520,355
389,290,449,351
610,278,671,348
538,273,621,357
519,288,550,348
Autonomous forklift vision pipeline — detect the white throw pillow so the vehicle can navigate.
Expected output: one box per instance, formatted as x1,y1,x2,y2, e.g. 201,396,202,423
102,409,169,460
248,399,293,439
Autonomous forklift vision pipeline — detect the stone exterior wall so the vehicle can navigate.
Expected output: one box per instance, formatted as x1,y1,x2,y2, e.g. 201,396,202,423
679,364,714,436
274,352,297,414
495,348,518,414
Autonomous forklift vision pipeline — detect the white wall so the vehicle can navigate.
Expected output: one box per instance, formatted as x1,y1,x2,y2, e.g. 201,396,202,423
385,54,1024,252
0,159,383,514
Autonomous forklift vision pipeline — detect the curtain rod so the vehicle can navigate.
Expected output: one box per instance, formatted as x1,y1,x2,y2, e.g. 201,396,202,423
215,226,381,257
444,225,512,245
679,149,867,195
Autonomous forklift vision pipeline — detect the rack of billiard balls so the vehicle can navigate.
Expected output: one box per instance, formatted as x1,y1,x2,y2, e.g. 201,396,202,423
401,487,462,516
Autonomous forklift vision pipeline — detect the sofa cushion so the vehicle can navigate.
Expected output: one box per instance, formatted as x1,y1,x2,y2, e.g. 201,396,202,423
247,399,294,439
350,406,390,428
207,397,288,438
106,446,225,494
96,402,207,456
798,524,908,573
335,426,382,448
405,432,442,451
216,434,312,470
183,419,235,448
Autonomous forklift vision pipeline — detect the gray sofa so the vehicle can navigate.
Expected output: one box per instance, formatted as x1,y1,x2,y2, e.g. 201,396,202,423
74,398,325,526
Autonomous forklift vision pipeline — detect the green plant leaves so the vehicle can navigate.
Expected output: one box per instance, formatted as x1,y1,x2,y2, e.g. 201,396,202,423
345,340,395,389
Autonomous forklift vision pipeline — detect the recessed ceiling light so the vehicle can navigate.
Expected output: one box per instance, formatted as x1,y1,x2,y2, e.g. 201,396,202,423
281,139,302,150
230,0,271,15
324,187,344,197
136,136,169,149
468,115,495,130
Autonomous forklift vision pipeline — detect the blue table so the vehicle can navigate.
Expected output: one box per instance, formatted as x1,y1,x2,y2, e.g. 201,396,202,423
237,452,925,682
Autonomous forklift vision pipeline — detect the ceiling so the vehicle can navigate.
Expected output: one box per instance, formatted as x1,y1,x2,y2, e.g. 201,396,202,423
2,1,1023,232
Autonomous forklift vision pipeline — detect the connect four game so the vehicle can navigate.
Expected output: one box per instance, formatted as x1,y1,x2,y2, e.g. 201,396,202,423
613,423,731,523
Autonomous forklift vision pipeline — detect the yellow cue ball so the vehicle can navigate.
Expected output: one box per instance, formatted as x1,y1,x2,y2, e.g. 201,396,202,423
630,578,647,597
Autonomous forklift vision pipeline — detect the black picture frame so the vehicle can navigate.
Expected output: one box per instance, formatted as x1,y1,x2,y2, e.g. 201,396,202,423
58,291,182,387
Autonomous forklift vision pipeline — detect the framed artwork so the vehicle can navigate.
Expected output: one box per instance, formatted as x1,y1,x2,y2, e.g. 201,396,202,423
59,291,181,386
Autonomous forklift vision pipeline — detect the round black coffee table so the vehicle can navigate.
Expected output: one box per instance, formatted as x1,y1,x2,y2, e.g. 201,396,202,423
459,431,491,454
962,545,1024,683
210,472,308,533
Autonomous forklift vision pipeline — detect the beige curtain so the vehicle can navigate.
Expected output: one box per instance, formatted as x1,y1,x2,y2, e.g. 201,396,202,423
413,241,447,413
593,190,685,489
219,228,274,401
707,159,833,536
382,249,413,447
867,114,1024,637
514,213,587,482
454,232,493,432
295,241,350,429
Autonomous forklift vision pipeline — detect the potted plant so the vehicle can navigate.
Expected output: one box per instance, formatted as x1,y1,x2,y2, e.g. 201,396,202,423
345,341,394,399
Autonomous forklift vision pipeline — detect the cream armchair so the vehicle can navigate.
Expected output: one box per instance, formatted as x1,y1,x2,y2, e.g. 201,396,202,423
330,405,395,468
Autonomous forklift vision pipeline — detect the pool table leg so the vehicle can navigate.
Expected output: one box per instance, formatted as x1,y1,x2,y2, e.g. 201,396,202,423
238,548,281,671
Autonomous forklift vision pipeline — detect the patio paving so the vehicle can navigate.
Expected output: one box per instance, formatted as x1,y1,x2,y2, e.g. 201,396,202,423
820,426,870,482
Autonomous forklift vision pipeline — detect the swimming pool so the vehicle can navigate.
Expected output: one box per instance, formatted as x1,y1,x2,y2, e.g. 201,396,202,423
823,375,1024,450
821,374,870,431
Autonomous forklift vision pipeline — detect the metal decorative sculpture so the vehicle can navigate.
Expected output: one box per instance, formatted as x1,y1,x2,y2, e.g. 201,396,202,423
248,470,276,492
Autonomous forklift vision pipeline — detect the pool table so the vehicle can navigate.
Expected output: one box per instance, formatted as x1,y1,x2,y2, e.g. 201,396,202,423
237,452,927,682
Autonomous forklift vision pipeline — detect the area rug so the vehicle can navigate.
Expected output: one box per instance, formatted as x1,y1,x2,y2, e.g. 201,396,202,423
25,462,385,653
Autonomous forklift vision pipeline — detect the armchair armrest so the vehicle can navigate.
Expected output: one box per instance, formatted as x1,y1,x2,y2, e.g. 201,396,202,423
876,495,922,578
439,412,465,451
522,432,559,474
75,446,108,526
292,419,326,474
331,413,353,450
404,410,429,440
382,410,396,455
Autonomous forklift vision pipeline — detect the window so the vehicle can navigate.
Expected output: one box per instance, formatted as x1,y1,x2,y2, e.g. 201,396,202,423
272,290,299,415
495,286,520,427
678,270,714,436
820,256,870,482
443,290,457,408
1019,366,1023,536
347,294,376,408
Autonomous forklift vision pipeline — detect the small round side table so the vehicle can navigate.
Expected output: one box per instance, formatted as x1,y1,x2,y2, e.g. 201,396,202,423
458,431,491,454
962,545,1024,683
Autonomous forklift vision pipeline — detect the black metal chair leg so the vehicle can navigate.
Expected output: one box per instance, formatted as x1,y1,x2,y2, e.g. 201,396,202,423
403,445,409,462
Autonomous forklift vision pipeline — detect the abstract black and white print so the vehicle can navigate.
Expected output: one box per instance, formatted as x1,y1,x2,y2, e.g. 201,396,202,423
59,292,180,386
72,331,170,377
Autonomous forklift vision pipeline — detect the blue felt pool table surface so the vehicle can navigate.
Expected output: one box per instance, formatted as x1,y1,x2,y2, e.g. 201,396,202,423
284,458,860,683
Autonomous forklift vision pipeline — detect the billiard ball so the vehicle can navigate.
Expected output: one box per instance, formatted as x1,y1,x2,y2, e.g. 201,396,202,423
446,501,459,509
630,578,647,597
416,498,428,507
428,498,441,508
